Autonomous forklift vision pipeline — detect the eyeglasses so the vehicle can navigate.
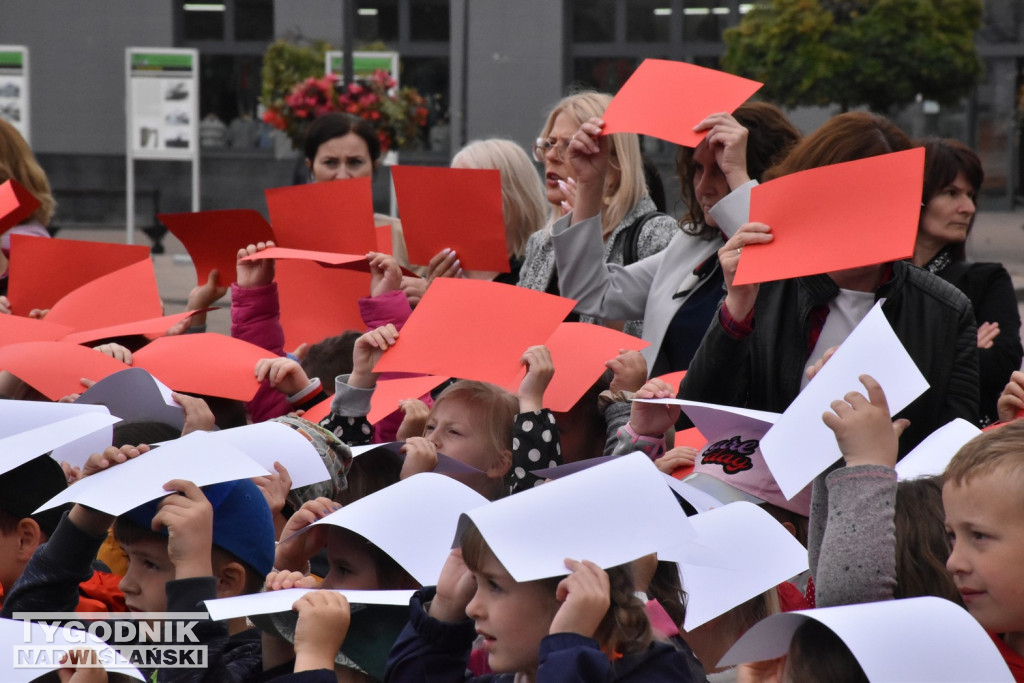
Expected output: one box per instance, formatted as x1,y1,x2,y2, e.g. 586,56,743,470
532,137,570,163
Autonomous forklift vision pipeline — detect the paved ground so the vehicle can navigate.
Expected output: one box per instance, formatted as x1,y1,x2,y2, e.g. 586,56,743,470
57,208,1024,341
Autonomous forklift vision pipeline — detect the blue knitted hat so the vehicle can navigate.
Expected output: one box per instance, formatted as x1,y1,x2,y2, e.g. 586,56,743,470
121,479,275,577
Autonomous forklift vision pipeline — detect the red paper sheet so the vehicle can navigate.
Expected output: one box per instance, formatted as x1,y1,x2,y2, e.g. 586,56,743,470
275,261,369,350
368,375,449,425
264,178,376,253
0,341,129,400
243,246,416,277
601,59,763,148
301,375,448,425
0,315,72,346
62,310,202,345
375,224,394,256
501,322,650,412
159,209,276,287
7,235,150,316
300,396,331,424
733,147,925,286
0,179,42,233
44,260,162,330
391,166,510,272
131,333,268,402
654,370,687,392
373,278,576,386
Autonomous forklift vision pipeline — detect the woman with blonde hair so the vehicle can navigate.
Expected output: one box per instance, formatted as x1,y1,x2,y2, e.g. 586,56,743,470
0,118,54,307
517,91,676,338
427,138,547,285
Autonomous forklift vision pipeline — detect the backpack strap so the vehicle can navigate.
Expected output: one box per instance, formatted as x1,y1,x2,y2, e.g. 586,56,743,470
621,211,665,266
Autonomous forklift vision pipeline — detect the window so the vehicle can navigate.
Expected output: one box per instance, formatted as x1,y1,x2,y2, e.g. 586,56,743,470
175,0,273,146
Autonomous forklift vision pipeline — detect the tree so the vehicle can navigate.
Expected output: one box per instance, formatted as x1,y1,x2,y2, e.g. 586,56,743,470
722,0,984,113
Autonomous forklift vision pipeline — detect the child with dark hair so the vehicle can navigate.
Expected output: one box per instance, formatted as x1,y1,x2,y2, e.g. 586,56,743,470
1,444,276,682
385,523,696,681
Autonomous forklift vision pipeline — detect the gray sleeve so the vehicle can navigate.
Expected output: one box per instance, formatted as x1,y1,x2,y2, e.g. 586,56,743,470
551,212,666,321
707,180,756,238
812,464,898,608
330,373,374,417
601,401,633,456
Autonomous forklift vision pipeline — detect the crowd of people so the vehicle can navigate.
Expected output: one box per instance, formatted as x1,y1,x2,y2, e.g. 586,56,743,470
0,61,1023,682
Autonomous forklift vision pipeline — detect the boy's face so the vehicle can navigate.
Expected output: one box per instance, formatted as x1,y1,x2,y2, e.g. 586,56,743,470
320,527,383,591
119,536,173,614
943,471,1024,635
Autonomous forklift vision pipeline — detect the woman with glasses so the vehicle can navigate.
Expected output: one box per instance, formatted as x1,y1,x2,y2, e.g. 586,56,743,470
517,91,677,339
549,102,800,376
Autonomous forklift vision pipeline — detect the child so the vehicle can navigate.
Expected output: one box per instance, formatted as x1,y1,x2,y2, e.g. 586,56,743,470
385,525,696,681
0,455,85,607
1,444,276,682
321,324,561,497
943,420,1024,676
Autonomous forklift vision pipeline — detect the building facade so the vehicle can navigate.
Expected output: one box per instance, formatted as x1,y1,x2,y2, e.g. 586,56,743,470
0,0,1020,232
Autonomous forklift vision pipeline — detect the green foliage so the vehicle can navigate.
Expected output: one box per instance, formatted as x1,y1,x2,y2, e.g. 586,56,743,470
260,38,335,113
722,0,983,112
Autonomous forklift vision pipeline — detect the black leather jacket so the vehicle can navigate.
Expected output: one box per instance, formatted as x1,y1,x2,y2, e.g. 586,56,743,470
680,260,979,456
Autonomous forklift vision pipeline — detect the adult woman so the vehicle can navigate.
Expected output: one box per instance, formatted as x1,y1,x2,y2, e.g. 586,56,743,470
517,91,676,338
678,112,979,454
303,112,411,269
911,139,1022,425
426,138,547,286
0,118,54,309
554,102,800,375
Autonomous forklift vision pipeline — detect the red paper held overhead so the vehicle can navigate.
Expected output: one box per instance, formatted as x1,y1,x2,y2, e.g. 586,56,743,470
62,310,203,346
373,278,576,387
131,333,269,402
368,375,448,425
733,147,925,286
0,179,42,233
159,209,276,287
7,235,151,316
265,177,376,254
0,341,129,400
0,315,73,346
275,261,369,350
601,59,763,148
501,322,650,413
391,166,510,272
44,259,163,331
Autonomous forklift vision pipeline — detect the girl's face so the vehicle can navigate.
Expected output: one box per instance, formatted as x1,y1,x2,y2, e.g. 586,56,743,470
919,171,976,248
466,548,559,675
540,112,577,208
424,398,507,478
321,527,383,590
308,132,375,182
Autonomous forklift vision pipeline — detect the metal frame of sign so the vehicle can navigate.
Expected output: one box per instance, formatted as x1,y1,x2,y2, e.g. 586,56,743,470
125,47,200,245
0,46,30,143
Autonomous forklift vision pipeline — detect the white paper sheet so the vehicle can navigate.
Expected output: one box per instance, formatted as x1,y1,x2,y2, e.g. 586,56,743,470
719,596,1012,681
0,617,143,681
661,473,724,513
0,412,122,476
659,501,808,630
297,473,487,586
204,588,415,621
895,418,981,481
759,302,929,499
76,367,184,431
205,421,330,489
0,400,117,469
461,452,693,582
35,431,271,515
